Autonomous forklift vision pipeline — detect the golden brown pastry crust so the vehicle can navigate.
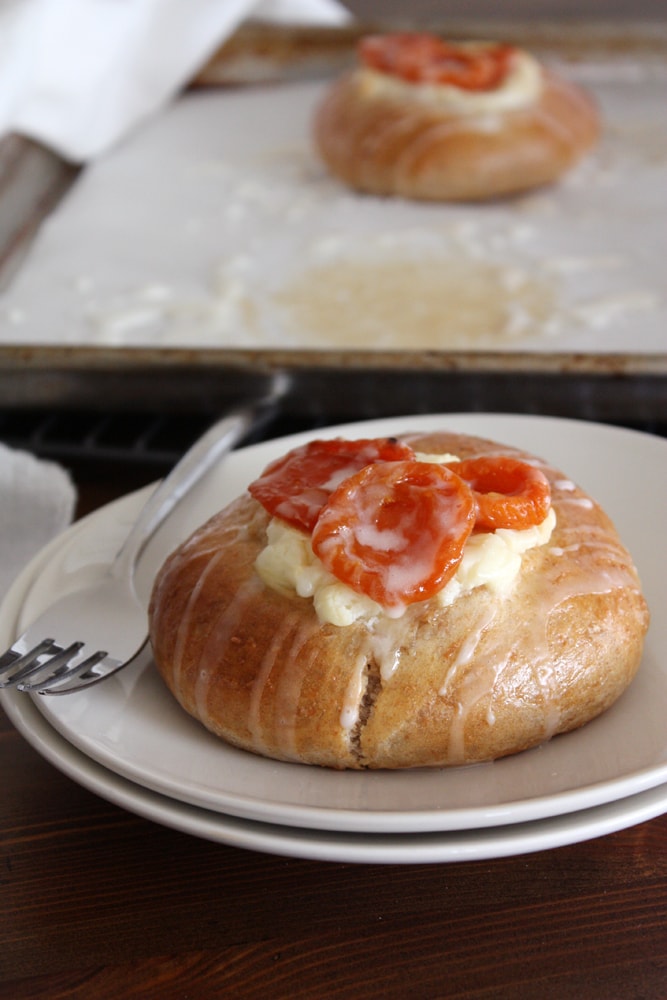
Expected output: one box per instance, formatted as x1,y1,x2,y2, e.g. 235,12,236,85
148,432,649,769
313,67,600,201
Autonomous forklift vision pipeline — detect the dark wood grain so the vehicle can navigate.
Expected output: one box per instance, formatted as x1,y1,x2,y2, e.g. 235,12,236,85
1,477,666,1000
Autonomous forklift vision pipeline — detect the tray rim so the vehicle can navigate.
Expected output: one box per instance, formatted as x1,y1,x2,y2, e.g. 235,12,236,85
1,345,666,375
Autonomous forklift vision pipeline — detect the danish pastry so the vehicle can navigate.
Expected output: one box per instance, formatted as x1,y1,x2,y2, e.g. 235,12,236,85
313,34,600,201
149,431,648,769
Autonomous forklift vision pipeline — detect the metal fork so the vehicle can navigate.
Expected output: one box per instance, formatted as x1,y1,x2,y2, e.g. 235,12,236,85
0,405,263,695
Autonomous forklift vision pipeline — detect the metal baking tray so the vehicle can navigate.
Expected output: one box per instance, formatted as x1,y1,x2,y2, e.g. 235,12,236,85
0,21,665,420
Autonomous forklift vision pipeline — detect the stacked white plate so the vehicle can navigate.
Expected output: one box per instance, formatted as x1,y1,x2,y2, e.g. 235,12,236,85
2,414,666,863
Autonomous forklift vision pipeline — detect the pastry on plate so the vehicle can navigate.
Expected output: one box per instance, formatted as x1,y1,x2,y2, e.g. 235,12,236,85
313,33,600,201
149,431,648,769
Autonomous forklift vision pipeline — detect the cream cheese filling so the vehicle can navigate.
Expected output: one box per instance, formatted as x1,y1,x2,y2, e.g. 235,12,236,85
254,450,556,626
356,47,543,116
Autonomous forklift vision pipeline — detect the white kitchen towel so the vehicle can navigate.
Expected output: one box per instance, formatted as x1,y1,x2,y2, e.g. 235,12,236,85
0,443,76,602
0,0,351,162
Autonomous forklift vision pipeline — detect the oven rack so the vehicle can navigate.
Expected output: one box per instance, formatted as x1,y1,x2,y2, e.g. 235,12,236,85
1,400,664,489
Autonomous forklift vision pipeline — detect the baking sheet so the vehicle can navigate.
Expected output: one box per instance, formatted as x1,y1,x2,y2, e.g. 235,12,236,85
0,32,665,365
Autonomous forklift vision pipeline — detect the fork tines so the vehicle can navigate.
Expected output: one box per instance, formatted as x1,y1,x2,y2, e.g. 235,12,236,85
0,640,111,693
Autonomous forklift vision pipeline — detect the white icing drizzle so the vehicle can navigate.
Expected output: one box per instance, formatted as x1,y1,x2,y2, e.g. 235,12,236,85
194,576,264,724
448,649,508,763
247,612,303,754
438,605,497,698
170,547,226,703
340,653,369,731
269,620,323,756
561,496,595,509
534,661,563,742
549,543,581,557
368,627,404,682
366,473,640,762
531,70,595,150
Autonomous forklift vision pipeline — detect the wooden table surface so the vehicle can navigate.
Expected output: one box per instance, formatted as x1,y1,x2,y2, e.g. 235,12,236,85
1,471,666,1000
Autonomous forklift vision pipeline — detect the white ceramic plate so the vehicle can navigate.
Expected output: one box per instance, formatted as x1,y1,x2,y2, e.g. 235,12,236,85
3,683,667,864
2,414,666,835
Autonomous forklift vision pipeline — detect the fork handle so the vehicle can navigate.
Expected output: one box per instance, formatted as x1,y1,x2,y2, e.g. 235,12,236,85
110,407,257,583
